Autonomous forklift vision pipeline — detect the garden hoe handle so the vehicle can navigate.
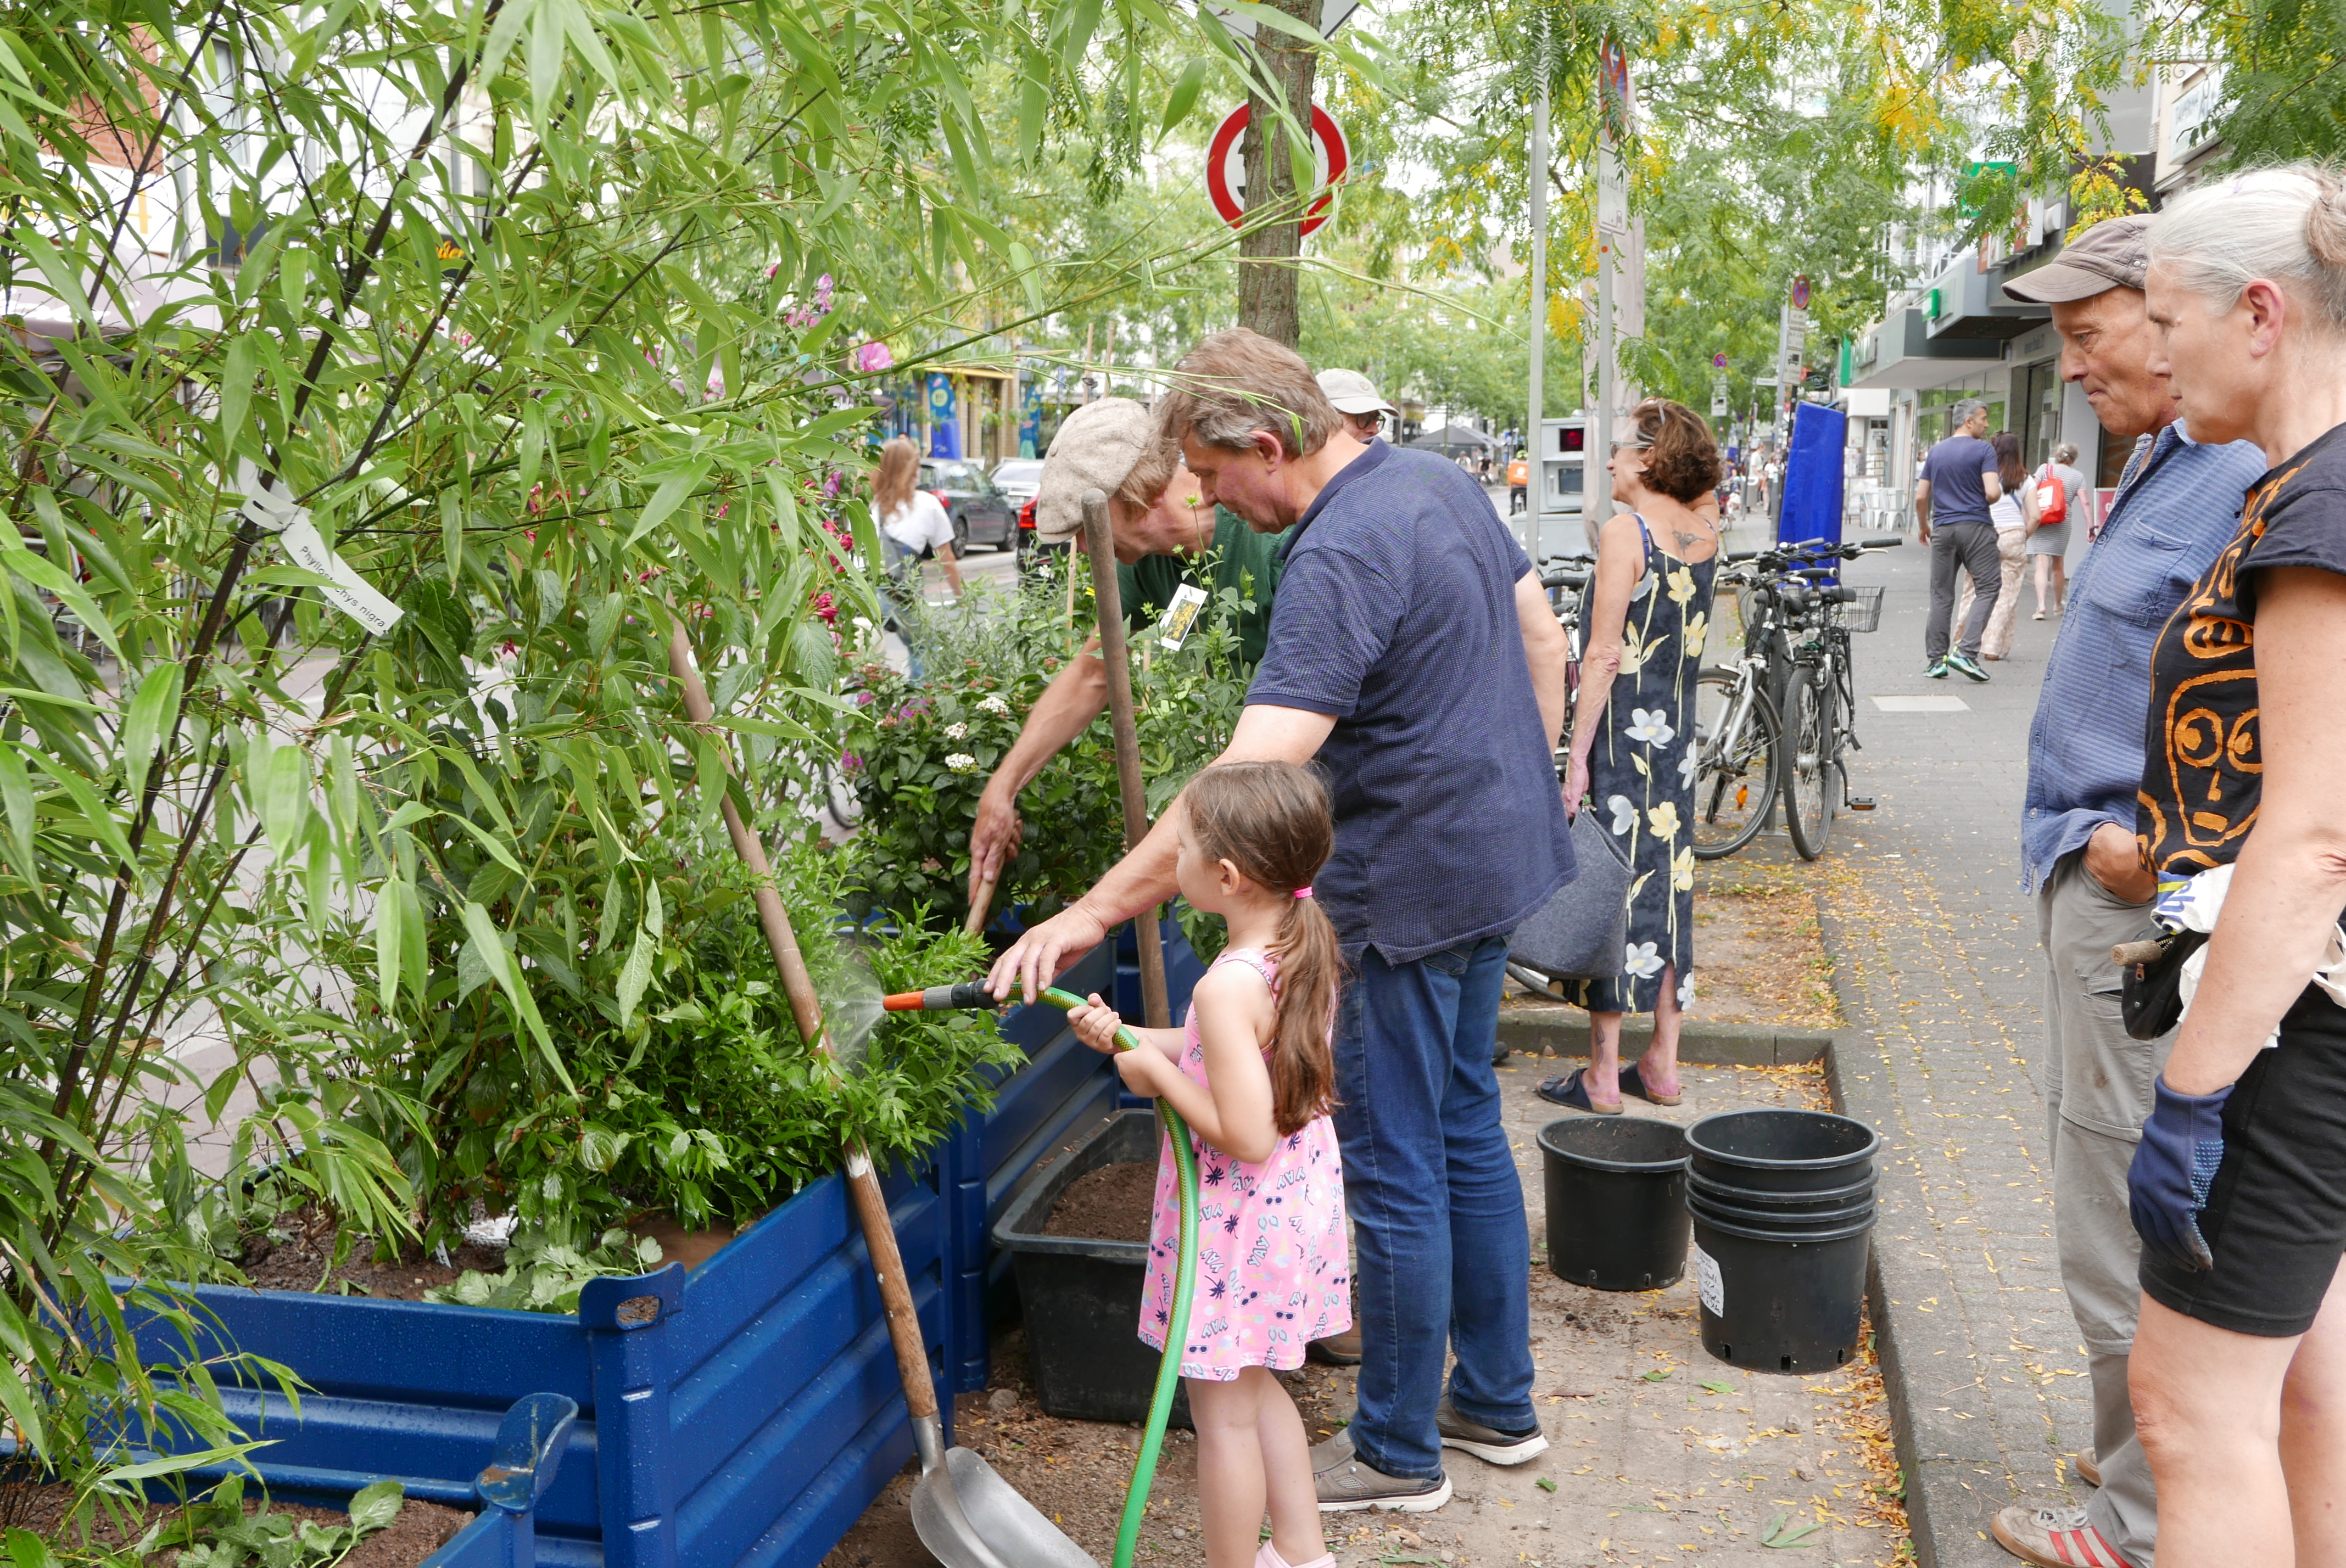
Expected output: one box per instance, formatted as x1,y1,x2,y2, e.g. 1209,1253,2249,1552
1080,490,1171,1032
663,622,959,1466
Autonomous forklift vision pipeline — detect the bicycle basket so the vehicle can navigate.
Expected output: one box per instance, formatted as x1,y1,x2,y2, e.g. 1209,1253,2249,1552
1830,585,1885,634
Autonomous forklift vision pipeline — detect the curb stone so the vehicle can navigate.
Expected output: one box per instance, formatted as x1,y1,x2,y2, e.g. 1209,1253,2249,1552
1816,900,2014,1568
1495,1006,1842,1066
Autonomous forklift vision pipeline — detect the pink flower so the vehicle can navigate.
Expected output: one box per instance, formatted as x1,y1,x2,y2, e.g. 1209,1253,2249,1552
841,751,863,771
814,590,838,625
852,341,894,374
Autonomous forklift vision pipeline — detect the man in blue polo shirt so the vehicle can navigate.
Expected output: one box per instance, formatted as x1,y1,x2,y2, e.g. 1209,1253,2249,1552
1916,396,2004,681
988,327,1575,1513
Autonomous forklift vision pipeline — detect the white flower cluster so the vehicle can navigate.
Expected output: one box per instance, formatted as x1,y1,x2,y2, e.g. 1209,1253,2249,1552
945,753,979,773
944,721,968,740
979,694,1012,716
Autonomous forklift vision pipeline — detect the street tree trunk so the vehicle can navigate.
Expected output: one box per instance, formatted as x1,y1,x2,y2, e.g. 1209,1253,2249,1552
1235,0,1318,349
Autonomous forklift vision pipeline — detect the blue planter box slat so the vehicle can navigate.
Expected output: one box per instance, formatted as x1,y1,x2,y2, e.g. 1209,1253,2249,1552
136,924,1196,1568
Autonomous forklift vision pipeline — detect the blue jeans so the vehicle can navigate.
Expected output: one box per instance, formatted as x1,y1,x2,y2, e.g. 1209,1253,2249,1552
1333,935,1534,1480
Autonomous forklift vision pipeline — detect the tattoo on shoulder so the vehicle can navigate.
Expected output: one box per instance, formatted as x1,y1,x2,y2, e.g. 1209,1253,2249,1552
1673,528,1705,553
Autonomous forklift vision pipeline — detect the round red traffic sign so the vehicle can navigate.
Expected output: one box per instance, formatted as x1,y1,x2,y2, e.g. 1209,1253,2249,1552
1205,104,1349,239
1712,352,1728,368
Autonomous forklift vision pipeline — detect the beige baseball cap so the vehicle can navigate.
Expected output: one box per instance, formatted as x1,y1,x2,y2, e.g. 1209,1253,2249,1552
1034,398,1155,543
1316,368,1398,417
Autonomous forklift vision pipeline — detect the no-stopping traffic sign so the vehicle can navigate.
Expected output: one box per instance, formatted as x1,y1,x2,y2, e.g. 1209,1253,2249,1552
1204,103,1349,238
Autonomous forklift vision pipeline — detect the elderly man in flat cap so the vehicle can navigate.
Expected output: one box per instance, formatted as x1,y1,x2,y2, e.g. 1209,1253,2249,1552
967,396,1290,908
1987,216,2265,1568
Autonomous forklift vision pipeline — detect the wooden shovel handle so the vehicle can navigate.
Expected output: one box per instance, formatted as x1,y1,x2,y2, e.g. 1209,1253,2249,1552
666,619,941,1423
1079,491,1171,1031
965,871,999,938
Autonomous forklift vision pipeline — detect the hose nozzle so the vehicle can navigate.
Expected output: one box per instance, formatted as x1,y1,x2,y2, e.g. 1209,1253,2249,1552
881,981,1001,1012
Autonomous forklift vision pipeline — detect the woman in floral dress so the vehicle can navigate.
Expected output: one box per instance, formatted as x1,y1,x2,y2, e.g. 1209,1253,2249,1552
1538,399,1723,1115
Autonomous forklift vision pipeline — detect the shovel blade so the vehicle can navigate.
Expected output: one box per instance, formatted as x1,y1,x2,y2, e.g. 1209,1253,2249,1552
911,1445,1099,1568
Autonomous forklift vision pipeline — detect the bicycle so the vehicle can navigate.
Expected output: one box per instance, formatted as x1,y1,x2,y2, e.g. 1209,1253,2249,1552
1689,551,1800,860
1774,536,1902,860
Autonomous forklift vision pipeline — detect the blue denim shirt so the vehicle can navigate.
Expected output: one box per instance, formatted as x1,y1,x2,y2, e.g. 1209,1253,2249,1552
2020,422,2267,891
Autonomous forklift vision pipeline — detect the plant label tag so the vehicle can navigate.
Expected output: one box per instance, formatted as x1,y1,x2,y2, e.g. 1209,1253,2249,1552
233,458,303,534
1694,1242,1724,1318
1156,582,1209,651
281,516,405,635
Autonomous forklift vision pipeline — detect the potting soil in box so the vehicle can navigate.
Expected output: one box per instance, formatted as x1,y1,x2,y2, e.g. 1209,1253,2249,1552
1043,1162,1155,1243
992,1110,1191,1427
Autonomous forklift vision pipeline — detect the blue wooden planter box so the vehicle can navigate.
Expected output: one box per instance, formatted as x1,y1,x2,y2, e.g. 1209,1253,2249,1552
141,921,1203,1568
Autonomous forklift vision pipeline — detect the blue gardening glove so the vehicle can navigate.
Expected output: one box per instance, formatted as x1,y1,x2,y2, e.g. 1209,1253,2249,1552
2128,1074,2232,1272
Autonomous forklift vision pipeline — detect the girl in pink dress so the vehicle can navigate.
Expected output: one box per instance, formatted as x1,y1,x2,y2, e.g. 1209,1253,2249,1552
1069,761,1349,1568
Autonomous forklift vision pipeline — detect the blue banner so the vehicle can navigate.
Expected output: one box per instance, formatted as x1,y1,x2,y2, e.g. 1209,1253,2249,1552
926,374,960,459
1018,377,1042,458
1778,402,1846,555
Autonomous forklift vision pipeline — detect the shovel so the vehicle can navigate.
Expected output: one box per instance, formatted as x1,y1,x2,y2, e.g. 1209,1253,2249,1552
664,620,1093,1568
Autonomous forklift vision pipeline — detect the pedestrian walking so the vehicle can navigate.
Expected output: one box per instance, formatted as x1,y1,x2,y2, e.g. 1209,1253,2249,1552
871,435,963,680
2028,442,2087,618
986,327,1574,1514
1916,397,2003,681
1535,399,1722,1115
1065,761,1349,1568
1954,430,2032,660
2118,164,2346,1568
1317,368,1398,444
1993,212,2267,1568
1508,451,1529,514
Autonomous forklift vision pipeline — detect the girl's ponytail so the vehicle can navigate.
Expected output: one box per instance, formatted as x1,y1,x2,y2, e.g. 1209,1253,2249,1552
1183,761,1343,1136
1267,889,1339,1137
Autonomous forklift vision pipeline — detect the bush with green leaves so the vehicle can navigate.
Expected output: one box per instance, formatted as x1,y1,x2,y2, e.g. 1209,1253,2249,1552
840,553,1259,939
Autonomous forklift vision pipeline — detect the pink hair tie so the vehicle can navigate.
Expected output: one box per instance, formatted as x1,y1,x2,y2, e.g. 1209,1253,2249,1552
1293,886,1314,899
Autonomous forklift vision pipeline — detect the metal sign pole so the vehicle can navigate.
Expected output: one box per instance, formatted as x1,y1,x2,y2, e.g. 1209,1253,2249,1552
1527,43,1548,565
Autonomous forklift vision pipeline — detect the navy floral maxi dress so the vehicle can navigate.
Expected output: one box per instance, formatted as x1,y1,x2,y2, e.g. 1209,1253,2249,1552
1560,516,1718,1015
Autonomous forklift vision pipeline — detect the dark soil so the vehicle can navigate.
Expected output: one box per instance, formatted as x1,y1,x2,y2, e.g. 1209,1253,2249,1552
1042,1162,1155,1243
238,1205,507,1301
6,1485,472,1567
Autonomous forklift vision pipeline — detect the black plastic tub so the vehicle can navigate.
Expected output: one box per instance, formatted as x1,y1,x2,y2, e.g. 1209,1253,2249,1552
1538,1117,1690,1291
1691,1210,1873,1374
1682,1108,1880,1373
1686,1110,1879,1195
992,1109,1190,1427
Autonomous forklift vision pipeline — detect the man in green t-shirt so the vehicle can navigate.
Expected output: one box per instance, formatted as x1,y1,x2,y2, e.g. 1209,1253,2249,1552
968,397,1289,903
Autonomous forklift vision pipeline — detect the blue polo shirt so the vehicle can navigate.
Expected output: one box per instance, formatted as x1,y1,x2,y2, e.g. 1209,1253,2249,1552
1248,443,1574,963
1923,434,1998,527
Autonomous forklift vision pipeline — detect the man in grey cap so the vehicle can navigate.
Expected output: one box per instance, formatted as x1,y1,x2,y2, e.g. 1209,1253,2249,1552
967,397,1292,914
1988,216,2265,1568
1317,368,1399,443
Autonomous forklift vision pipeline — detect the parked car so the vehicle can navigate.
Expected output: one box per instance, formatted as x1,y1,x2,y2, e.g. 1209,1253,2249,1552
918,459,1016,552
1014,495,1070,576
990,458,1045,507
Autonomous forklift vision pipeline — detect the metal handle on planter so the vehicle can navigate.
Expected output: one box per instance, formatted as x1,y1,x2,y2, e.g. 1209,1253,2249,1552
1078,489,1171,1033
663,621,943,1430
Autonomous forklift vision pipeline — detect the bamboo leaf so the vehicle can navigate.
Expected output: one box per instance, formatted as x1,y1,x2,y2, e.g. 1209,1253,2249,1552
0,748,32,876
118,663,182,804
615,919,655,1028
1160,57,1212,135
377,876,405,1012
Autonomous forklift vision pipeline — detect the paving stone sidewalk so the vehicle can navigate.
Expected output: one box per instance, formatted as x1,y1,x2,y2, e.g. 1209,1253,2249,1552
1784,527,2098,1568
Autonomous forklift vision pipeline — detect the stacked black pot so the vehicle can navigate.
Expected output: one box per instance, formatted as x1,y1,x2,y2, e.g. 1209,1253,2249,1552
1683,1109,1879,1373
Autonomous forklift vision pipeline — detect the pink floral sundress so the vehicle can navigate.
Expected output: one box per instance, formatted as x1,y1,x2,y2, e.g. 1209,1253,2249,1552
1137,948,1351,1380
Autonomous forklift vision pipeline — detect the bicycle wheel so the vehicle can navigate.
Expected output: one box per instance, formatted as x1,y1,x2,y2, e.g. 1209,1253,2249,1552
1691,668,1781,861
1784,666,1836,860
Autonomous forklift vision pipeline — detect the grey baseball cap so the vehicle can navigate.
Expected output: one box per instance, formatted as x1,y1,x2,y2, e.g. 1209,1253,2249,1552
2002,215,2151,304
1034,398,1155,544
1316,368,1398,416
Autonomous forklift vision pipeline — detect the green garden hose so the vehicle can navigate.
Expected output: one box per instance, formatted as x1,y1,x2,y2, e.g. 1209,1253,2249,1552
1036,986,1200,1568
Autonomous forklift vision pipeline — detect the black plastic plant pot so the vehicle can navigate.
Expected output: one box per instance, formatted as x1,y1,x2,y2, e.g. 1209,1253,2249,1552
1690,1208,1874,1374
1686,1167,1878,1216
1537,1116,1690,1292
1685,1108,1880,1196
992,1108,1191,1428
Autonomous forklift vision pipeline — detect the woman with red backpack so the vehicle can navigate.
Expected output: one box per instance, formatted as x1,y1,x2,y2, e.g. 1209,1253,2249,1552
2029,441,2088,618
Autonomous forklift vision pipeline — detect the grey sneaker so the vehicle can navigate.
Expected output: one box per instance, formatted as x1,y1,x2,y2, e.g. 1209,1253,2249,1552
1435,1395,1549,1465
1946,651,1991,682
1925,658,1950,679
1311,1428,1453,1513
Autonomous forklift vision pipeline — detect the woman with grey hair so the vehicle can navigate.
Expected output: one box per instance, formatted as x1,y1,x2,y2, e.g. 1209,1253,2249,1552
2028,441,2086,618
2122,163,2346,1567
